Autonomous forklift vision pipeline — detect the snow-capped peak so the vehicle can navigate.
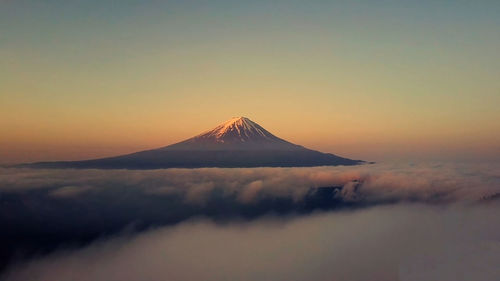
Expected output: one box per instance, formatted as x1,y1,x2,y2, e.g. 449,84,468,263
195,117,276,143
166,116,301,151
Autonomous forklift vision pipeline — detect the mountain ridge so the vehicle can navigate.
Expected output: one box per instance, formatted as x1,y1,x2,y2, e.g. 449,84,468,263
20,117,365,169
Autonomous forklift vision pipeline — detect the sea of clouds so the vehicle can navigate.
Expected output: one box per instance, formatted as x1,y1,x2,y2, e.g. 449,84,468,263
0,161,499,280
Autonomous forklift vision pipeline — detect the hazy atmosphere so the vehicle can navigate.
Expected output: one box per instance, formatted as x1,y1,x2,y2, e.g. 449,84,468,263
1,1,499,281
1,0,500,164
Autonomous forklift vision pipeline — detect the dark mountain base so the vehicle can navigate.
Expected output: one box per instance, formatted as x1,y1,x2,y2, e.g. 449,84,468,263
24,149,364,169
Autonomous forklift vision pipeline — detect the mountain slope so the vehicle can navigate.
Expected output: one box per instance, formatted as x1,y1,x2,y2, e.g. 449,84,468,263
23,117,364,169
166,117,301,150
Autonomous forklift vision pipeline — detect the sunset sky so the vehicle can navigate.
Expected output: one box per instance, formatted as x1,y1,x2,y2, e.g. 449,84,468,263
1,0,499,164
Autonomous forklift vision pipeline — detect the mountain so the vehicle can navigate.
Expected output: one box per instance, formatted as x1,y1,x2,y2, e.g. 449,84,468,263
23,117,364,169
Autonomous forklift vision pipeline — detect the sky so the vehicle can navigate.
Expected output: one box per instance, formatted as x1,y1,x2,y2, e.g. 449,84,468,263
1,0,499,164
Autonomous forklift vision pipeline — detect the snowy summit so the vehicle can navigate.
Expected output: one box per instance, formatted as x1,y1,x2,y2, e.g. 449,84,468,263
182,117,290,145
167,116,298,150
196,117,275,143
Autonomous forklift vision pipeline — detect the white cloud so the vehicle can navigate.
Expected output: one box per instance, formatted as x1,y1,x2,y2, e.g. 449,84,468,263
1,161,499,280
3,204,499,281
1,161,499,203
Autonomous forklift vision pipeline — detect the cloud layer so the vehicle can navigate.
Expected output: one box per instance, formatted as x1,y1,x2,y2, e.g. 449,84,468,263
3,204,499,281
2,162,499,202
1,161,499,278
